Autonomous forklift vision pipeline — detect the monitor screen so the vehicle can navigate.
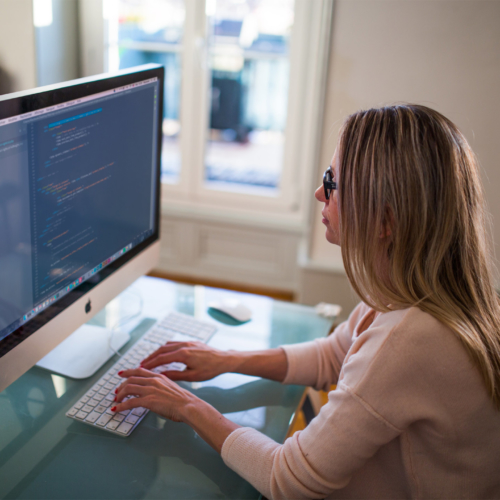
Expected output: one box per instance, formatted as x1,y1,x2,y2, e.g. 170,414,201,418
0,65,163,388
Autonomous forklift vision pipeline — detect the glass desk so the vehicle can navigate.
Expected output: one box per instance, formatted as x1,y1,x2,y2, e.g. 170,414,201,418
0,276,334,499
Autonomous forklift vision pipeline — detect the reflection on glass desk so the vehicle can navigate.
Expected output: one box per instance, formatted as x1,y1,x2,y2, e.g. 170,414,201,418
0,276,334,500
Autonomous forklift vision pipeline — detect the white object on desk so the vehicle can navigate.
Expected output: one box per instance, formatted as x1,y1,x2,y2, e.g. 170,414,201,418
315,302,342,319
209,299,253,322
36,324,130,379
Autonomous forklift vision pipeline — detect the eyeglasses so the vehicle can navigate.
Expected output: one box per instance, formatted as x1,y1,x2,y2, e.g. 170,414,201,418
323,167,337,200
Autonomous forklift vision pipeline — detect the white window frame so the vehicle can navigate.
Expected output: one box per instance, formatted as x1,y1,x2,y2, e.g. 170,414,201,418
79,0,333,232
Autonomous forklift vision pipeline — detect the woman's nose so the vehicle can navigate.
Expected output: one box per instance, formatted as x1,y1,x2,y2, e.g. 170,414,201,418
315,185,326,202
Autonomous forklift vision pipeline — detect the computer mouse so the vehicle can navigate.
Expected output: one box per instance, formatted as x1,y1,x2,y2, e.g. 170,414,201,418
208,299,252,322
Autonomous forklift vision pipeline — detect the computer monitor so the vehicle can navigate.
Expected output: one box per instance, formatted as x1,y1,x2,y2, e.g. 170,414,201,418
0,64,164,392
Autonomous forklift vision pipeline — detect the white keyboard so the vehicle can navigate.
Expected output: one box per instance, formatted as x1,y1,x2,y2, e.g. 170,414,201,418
66,312,217,437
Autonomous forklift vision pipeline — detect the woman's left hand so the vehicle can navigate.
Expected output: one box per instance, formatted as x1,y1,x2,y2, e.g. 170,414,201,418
113,367,198,422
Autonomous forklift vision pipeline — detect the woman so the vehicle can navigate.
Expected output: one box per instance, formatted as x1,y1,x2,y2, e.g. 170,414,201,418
113,105,500,499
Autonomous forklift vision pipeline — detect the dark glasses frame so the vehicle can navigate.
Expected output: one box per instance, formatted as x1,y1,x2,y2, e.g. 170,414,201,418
323,167,337,200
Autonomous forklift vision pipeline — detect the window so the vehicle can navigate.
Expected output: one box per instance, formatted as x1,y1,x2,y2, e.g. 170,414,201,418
204,0,294,196
82,0,332,226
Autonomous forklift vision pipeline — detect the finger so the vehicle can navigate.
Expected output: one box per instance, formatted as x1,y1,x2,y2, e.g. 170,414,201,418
115,383,151,402
112,395,145,414
115,369,161,395
114,375,158,394
117,367,158,379
141,350,189,370
141,342,191,364
161,370,194,381
140,344,195,367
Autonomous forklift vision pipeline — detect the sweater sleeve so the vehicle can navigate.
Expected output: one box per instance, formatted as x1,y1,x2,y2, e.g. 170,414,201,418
281,302,370,390
221,308,420,499
222,385,403,499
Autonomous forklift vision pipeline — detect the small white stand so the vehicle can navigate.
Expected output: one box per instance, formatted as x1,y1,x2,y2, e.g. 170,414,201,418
36,324,130,379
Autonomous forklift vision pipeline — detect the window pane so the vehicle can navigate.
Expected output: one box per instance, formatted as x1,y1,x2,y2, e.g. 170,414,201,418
107,0,185,183
117,0,185,44
205,0,295,195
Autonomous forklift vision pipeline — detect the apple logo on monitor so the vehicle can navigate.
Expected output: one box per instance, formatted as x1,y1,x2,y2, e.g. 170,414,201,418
85,300,91,314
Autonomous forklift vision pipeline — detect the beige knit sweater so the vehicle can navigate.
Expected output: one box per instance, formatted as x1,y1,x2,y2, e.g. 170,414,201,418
221,302,500,499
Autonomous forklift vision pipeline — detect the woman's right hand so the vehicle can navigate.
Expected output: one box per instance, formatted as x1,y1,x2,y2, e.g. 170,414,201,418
140,341,232,382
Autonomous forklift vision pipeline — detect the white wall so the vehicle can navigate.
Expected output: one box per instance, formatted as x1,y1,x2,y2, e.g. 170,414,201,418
0,0,37,92
308,0,500,299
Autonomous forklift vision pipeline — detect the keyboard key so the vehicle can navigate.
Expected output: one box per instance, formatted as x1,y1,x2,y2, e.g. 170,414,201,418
95,405,106,413
88,399,99,407
112,414,125,422
86,411,100,423
99,388,109,396
82,404,93,413
131,407,147,417
116,422,133,435
106,420,120,431
81,396,90,403
86,390,96,398
101,400,112,408
96,413,113,427
104,383,115,390
74,402,84,410
105,393,115,401
76,411,88,420
67,407,78,416
125,414,139,424
94,394,104,401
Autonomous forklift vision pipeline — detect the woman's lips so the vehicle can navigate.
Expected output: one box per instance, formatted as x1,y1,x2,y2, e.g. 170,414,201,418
322,212,328,225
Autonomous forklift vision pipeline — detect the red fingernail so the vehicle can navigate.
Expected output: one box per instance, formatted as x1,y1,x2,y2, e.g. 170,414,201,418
114,388,118,394
114,397,117,401
118,370,123,376
111,406,116,412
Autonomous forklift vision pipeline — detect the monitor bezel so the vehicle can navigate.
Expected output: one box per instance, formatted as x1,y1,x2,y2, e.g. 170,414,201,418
0,64,164,362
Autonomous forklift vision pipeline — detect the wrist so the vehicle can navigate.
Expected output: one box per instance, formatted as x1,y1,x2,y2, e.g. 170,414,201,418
179,396,241,453
223,350,246,373
178,393,204,424
179,396,211,426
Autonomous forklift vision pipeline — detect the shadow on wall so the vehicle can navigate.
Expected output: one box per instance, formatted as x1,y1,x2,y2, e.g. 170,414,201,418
0,66,13,95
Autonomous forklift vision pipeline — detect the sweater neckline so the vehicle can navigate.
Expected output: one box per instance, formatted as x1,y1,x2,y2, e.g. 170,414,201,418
355,308,379,336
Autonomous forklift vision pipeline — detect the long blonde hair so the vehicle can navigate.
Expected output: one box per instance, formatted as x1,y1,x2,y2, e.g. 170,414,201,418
337,104,500,408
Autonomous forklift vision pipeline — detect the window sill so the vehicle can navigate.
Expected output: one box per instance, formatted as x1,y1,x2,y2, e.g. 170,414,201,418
161,198,307,234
